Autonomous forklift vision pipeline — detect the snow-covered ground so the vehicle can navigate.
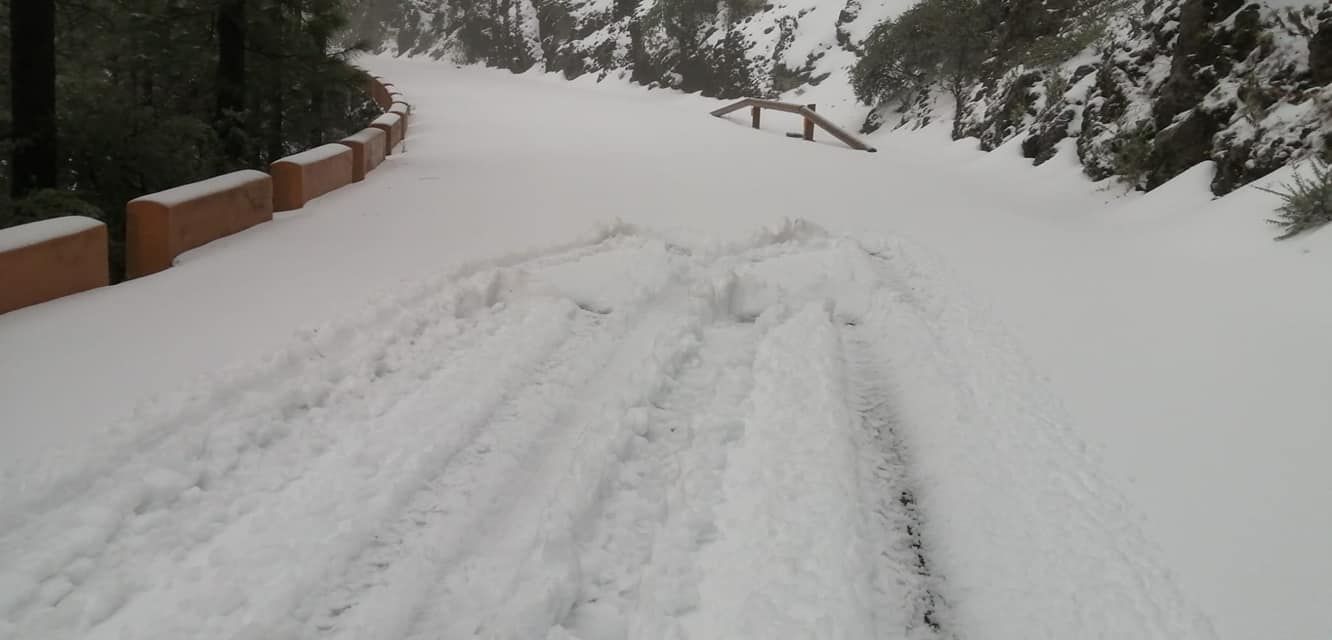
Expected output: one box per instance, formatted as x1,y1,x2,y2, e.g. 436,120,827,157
1,55,1329,639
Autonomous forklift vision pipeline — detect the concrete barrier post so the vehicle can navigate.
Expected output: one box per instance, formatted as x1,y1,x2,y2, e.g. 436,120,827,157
126,170,273,278
0,217,109,314
338,127,388,182
389,101,411,139
271,143,355,211
370,112,405,156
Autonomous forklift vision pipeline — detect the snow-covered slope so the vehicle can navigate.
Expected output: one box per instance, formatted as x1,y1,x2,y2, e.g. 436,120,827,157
952,0,1332,195
350,0,917,99
354,0,1330,197
1,56,1329,639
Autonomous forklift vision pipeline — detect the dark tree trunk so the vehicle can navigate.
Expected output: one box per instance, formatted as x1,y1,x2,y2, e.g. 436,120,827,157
309,31,328,147
10,0,58,198
216,0,247,163
264,0,286,162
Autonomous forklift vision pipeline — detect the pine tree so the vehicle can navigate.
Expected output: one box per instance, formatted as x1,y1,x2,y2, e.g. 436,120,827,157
10,0,58,198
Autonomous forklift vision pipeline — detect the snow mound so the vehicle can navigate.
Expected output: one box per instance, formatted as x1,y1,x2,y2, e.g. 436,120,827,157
0,224,1212,639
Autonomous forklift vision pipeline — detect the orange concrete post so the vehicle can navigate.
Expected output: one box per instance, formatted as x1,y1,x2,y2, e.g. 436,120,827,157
370,112,405,156
389,101,411,138
751,106,761,129
126,170,273,279
0,217,109,314
338,127,388,182
366,76,393,110
270,144,355,212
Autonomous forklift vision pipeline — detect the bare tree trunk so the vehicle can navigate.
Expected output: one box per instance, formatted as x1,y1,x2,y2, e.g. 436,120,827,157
10,0,58,198
216,0,248,164
309,28,328,147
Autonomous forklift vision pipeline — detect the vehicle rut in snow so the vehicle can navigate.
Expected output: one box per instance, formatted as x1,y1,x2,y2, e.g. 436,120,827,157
5,225,1196,640
842,323,951,639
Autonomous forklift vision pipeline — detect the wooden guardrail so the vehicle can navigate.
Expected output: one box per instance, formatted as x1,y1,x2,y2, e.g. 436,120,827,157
710,99,877,153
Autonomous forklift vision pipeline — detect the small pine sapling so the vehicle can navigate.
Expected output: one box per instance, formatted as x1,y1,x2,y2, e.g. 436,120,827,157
1258,157,1332,240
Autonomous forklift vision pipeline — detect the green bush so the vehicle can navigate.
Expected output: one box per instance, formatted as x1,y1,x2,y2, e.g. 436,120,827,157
1261,158,1332,240
1110,122,1155,189
8,189,102,225
851,0,989,105
1015,0,1130,68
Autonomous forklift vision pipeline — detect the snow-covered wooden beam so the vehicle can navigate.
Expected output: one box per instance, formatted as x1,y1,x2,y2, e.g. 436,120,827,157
711,98,877,153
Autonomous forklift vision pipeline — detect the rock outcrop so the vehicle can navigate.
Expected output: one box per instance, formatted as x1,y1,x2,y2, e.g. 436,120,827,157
954,0,1330,195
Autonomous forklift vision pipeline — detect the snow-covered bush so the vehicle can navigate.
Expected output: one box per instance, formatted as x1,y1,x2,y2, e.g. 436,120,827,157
851,0,989,105
1262,158,1332,240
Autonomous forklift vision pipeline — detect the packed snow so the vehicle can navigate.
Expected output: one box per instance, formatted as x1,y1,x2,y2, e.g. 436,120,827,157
128,170,269,208
278,143,355,166
0,217,103,253
1,55,1329,639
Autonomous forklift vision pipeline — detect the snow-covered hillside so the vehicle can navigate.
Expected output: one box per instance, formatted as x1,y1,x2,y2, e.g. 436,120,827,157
350,0,919,98
1,56,1329,639
352,0,1331,198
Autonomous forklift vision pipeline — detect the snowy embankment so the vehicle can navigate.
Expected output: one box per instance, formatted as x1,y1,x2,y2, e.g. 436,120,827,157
1,56,1329,638
0,226,1209,639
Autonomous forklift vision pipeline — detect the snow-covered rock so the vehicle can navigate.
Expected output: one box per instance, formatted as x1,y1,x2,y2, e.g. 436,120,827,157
953,0,1331,194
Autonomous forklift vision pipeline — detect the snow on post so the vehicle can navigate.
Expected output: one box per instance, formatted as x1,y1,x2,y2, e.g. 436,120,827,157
338,127,388,183
270,144,356,212
388,101,411,137
370,112,405,156
0,216,108,314
126,170,273,278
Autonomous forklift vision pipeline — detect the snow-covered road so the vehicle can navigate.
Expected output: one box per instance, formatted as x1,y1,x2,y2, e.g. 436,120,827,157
5,52,1330,638
1,228,1212,639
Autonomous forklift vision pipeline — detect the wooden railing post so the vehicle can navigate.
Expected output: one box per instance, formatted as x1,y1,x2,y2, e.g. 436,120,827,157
709,98,876,152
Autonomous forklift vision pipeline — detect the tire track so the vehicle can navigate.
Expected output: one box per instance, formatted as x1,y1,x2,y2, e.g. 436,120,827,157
555,321,766,639
299,305,615,638
3,235,974,640
0,234,627,528
0,289,589,639
294,241,705,639
842,322,953,639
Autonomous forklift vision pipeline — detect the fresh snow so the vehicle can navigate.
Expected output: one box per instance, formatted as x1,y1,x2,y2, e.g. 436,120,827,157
1,55,1329,640
342,127,384,145
370,112,402,128
0,216,103,254
126,169,269,208
277,143,353,165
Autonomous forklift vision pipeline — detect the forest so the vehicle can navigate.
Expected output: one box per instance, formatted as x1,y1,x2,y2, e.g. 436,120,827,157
2,0,379,278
